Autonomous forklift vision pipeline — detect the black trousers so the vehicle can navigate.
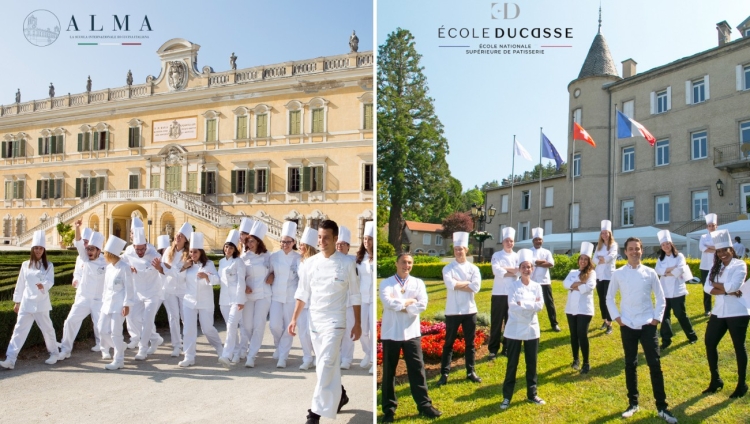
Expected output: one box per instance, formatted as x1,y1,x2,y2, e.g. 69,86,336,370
502,338,539,400
488,295,508,354
620,325,668,410
541,284,558,327
381,337,433,416
596,280,612,321
701,270,713,314
660,295,697,343
566,314,592,363
705,314,749,385
440,313,477,376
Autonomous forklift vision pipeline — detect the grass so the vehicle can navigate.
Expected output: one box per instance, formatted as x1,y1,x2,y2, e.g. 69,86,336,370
377,278,749,423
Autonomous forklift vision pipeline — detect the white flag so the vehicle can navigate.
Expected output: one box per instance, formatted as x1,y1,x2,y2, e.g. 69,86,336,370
515,140,532,161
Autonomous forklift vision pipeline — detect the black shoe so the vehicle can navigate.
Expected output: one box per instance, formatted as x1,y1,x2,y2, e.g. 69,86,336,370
701,379,724,394
337,386,349,413
571,359,580,370
305,409,321,424
688,336,698,344
487,352,497,360
657,409,678,423
599,321,608,330
418,405,442,418
580,363,590,374
467,372,482,383
382,413,395,423
605,324,613,335
729,383,748,398
436,374,448,387
500,349,508,357
660,340,671,350
553,325,561,332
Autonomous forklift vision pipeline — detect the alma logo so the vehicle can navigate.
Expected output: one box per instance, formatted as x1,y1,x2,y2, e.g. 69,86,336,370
23,10,61,47
491,3,520,20
66,15,153,31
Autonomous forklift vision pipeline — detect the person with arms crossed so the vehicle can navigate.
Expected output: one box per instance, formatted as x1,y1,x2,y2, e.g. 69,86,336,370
594,220,618,335
654,230,697,349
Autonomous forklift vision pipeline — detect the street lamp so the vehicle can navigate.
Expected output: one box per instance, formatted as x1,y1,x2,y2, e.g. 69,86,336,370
470,203,496,262
716,179,724,197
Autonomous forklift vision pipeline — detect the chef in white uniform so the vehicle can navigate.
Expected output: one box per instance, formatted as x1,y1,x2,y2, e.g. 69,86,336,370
500,249,545,410
489,227,518,358
235,217,255,358
530,228,558,331
289,219,361,424
562,242,597,374
241,220,272,368
67,227,104,354
156,235,170,255
218,230,246,367
297,227,319,370
59,221,107,360
699,213,718,315
98,235,134,370
594,220,618,335
336,225,357,369
269,221,301,368
0,231,59,369
355,221,375,373
654,230,697,349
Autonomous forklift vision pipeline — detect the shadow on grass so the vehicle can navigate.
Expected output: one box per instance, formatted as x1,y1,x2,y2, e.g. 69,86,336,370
670,392,734,422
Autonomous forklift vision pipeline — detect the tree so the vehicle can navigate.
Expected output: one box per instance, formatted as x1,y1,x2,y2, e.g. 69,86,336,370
440,212,474,240
378,28,453,252
481,180,500,192
461,186,485,212
376,181,390,226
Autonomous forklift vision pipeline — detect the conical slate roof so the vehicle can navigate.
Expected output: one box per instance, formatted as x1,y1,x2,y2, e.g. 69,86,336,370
577,33,619,79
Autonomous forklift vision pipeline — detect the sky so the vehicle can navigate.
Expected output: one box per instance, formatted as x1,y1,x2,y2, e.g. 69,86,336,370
377,0,750,190
0,0,373,102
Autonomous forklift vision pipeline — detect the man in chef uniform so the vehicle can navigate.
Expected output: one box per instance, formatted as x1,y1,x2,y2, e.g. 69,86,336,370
488,227,519,358
336,225,357,370
288,219,361,424
530,228,559,332
699,213,718,316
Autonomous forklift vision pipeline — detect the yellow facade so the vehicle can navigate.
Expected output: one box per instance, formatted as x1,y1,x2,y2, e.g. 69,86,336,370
0,38,374,251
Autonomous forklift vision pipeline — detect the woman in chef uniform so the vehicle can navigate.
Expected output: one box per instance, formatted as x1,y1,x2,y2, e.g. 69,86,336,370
157,223,192,357
218,230,246,367
355,221,375,374
594,220,618,335
562,242,597,374
295,226,319,370
269,221,302,368
97,235,134,370
241,220,272,368
654,230,697,349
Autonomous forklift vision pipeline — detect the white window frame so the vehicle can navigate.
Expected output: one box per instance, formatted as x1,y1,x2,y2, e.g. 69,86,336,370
622,146,635,172
741,183,750,214
621,200,635,227
692,190,709,221
655,139,669,167
308,97,329,134
252,104,272,139
518,222,530,241
202,110,220,143
232,107,250,140
544,186,553,207
422,233,431,246
501,194,508,213
691,131,708,160
572,108,582,125
543,219,553,235
435,235,443,246
521,190,531,210
570,203,580,229
686,76,709,104
651,87,671,114
573,153,581,177
741,121,750,146
622,100,634,118
655,195,670,224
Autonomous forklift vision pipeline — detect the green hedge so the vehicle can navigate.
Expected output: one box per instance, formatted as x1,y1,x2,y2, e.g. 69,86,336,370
377,255,443,277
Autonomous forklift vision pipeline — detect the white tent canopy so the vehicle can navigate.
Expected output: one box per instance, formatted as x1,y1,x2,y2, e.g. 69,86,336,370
685,219,750,258
514,226,688,255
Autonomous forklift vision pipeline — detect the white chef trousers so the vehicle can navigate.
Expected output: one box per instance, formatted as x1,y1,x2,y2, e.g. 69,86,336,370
340,306,355,365
269,300,295,360
359,302,373,361
182,305,223,361
130,296,161,350
298,308,314,362
163,293,184,348
61,298,103,354
98,311,126,362
311,327,345,419
220,304,243,359
5,311,58,362
242,297,271,359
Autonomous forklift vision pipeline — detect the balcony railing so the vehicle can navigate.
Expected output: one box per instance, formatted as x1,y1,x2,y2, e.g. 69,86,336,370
714,142,750,171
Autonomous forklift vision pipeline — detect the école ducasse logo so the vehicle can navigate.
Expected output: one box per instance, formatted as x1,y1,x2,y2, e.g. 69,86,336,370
23,10,61,47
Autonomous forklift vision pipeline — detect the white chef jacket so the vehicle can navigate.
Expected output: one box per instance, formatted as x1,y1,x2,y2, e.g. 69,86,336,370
379,274,427,341
121,249,162,300
183,260,220,310
594,242,618,280
704,258,750,318
734,242,746,258
73,239,107,301
219,256,247,306
563,269,597,316
13,260,54,314
356,252,374,304
699,233,715,271
123,243,158,257
295,251,360,332
504,278,544,340
101,260,135,314
655,253,688,299
269,250,301,303
161,248,187,296
607,263,666,329
242,251,271,301
530,246,554,285
491,250,518,296
442,260,481,315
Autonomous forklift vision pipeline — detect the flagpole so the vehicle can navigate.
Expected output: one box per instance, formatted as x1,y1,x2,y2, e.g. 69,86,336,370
510,135,516,231
538,127,543,228
570,147,575,256
613,105,619,226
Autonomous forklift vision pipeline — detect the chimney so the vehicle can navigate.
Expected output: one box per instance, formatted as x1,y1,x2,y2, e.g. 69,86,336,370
717,21,732,46
621,59,637,78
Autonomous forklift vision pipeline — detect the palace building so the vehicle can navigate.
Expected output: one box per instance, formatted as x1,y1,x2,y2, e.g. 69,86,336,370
0,38,374,251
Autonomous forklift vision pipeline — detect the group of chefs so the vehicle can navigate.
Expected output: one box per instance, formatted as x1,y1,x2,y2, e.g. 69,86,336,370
0,215,376,424
379,213,749,423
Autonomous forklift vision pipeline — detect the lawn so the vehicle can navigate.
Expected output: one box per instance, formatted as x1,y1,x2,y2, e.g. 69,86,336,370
377,278,749,423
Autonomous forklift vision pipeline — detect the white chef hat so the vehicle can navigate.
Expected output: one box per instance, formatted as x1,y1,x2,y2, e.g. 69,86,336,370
225,229,240,247
532,227,543,239
239,217,254,234
601,220,612,232
132,227,146,245
711,229,732,249
104,236,126,255
32,230,45,249
453,231,469,248
131,217,144,229
301,227,318,247
190,232,205,250
517,248,534,265
580,241,594,258
177,222,193,240
364,221,374,238
156,235,171,250
281,221,297,239
502,227,515,242
705,213,718,225
338,226,352,244
250,220,268,240
89,232,104,250
657,230,672,244
81,228,93,241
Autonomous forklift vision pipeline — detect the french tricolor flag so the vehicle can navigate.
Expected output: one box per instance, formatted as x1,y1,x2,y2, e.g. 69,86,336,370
616,110,656,146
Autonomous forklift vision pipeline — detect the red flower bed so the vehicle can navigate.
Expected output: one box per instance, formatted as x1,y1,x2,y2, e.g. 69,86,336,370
376,320,486,364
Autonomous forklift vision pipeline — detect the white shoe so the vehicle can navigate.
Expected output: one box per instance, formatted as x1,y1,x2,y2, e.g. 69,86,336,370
277,359,286,368
272,350,279,360
148,336,164,354
45,354,58,365
58,351,71,361
300,360,313,370
360,355,371,368
245,357,255,368
218,356,232,368
0,359,14,370
90,345,101,352
102,351,112,360
104,361,124,370
340,362,351,370
231,353,240,364
170,347,181,357
134,350,148,361
126,340,139,349
369,365,374,374
178,358,195,367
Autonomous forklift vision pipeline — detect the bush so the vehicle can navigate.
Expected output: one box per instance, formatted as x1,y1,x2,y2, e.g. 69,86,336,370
377,241,395,258
376,254,443,277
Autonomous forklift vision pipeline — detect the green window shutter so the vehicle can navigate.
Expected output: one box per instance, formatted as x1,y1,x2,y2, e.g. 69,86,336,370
55,179,63,199
312,109,323,133
36,180,42,198
128,128,134,148
13,182,18,199
287,167,293,192
75,178,81,198
290,111,301,135
50,137,56,154
92,131,99,151
364,104,373,129
247,169,255,194
38,138,43,155
89,177,97,195
200,172,207,194
230,170,236,194
262,169,268,192
77,133,83,152
99,176,105,193
316,167,324,191
19,140,25,157
105,131,110,150
134,127,140,147
58,136,64,154
206,119,216,142
257,115,267,138
129,175,138,189
16,181,24,199
237,116,246,139
302,166,311,192
1,141,5,158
